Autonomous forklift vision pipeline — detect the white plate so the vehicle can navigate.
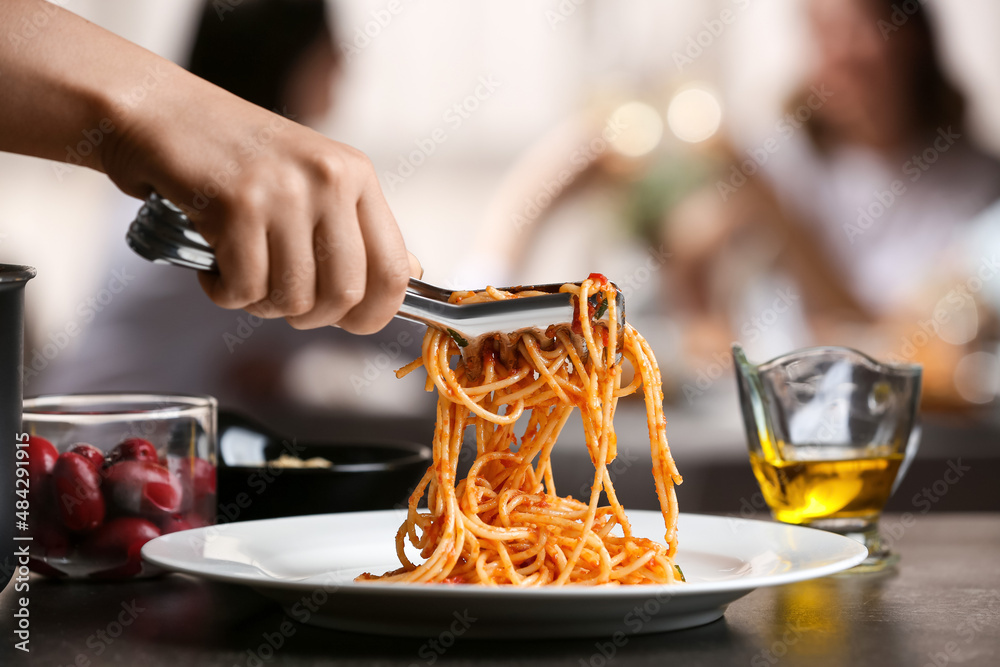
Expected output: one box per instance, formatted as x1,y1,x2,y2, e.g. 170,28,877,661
141,510,867,637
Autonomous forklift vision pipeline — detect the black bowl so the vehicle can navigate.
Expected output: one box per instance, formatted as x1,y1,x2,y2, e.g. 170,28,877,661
216,412,430,523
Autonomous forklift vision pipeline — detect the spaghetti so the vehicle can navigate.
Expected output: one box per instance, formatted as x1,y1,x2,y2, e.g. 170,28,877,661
359,274,682,586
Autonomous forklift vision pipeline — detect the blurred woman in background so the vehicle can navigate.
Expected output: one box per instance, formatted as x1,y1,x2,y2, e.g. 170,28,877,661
667,0,1000,408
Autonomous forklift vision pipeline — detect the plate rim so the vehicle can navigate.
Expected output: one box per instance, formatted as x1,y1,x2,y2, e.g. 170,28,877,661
141,510,869,596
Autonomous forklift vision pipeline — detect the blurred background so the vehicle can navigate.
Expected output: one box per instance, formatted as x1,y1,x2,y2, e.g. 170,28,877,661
2,0,998,513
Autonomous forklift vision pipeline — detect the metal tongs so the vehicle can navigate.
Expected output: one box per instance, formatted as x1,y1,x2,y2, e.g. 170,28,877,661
126,193,624,375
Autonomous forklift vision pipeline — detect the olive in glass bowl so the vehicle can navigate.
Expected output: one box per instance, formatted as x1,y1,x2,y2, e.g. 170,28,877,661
23,394,216,579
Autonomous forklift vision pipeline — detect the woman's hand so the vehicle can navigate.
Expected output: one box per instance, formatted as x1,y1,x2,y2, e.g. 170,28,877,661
102,74,420,333
0,0,419,334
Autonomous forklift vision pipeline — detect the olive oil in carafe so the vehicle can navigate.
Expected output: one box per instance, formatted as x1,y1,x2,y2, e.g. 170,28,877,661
749,447,904,525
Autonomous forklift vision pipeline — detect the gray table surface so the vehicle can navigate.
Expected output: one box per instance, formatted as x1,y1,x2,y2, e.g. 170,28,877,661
1,513,997,667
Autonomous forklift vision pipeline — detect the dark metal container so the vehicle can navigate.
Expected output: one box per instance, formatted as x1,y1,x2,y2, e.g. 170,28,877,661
0,265,35,590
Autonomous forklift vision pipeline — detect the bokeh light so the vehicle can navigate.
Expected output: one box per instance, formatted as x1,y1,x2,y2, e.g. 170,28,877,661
953,351,1000,404
667,87,722,143
608,101,664,157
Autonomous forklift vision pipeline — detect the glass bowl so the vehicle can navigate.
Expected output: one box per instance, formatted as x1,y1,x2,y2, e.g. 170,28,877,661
22,393,216,579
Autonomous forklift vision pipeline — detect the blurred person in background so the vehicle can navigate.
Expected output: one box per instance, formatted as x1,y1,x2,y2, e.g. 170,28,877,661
665,0,1000,409
35,0,429,421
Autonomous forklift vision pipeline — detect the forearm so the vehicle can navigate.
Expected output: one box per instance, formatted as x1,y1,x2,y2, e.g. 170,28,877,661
0,0,185,173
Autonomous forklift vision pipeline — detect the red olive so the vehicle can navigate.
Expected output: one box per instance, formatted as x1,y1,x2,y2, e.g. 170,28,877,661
33,521,71,558
51,452,105,532
159,511,210,535
105,437,158,467
29,504,64,564
194,494,217,525
169,457,217,507
26,435,60,524
158,513,191,534
83,517,160,578
26,434,58,486
103,460,183,516
69,443,105,470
